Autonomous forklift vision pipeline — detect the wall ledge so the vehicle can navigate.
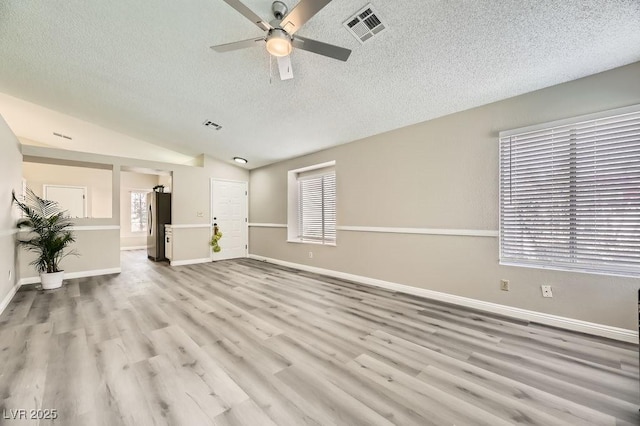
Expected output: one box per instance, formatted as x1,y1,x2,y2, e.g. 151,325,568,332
248,254,638,344
248,224,499,237
69,225,120,231
337,226,498,237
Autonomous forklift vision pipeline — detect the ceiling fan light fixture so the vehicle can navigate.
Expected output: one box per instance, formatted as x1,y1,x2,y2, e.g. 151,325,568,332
266,29,292,57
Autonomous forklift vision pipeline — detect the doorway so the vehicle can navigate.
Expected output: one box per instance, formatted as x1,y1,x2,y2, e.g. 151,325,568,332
211,179,248,261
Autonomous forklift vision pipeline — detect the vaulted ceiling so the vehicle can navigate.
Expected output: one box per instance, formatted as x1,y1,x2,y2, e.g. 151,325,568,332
1,0,639,168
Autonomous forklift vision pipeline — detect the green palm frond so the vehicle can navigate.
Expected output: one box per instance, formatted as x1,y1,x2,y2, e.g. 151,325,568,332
12,188,79,273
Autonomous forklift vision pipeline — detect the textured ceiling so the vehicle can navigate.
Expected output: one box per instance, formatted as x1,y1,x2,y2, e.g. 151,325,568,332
0,0,639,169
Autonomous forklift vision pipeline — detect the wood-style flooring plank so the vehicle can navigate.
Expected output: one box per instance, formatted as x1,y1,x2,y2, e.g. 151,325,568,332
347,354,513,426
365,330,615,425
264,333,441,426
202,339,323,426
39,328,100,424
147,325,250,410
274,364,396,426
0,251,636,425
1,322,52,426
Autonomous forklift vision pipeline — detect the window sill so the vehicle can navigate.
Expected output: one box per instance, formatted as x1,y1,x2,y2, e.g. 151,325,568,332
499,260,639,279
287,239,336,247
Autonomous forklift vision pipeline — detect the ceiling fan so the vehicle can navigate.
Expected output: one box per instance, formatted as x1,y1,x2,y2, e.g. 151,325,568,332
211,0,351,80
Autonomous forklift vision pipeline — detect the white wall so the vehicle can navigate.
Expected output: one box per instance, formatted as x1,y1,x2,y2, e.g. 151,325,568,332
248,61,640,331
0,116,23,313
22,162,112,218
120,171,161,249
168,155,249,262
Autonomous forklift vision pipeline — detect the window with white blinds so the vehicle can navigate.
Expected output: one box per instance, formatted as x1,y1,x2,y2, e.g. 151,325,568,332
499,106,640,277
298,172,336,243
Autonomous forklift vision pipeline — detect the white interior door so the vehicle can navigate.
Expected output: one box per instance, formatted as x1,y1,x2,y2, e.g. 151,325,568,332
43,185,86,218
211,179,248,261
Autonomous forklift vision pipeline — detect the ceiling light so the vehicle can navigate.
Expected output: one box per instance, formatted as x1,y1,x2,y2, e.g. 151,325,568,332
233,157,248,164
266,29,292,57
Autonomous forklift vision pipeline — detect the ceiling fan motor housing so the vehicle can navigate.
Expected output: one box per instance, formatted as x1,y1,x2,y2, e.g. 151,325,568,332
272,1,288,20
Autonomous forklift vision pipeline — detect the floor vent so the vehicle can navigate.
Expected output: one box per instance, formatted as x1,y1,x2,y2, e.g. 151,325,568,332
203,120,222,130
343,4,386,44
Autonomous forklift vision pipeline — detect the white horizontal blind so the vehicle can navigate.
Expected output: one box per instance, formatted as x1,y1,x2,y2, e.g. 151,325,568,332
298,172,336,243
500,108,640,276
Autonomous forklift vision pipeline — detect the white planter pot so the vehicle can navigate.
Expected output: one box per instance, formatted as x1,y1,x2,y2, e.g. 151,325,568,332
40,271,64,290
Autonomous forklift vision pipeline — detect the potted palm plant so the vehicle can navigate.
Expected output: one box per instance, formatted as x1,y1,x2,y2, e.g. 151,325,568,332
12,188,78,290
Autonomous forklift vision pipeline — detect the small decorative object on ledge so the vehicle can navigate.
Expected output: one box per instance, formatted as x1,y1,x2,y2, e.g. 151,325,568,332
153,185,165,193
210,224,223,253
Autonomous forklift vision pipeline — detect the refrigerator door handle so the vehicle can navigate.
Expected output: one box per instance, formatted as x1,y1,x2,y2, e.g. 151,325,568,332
149,204,153,235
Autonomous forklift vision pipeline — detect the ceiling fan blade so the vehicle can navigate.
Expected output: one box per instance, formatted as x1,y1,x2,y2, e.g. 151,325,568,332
210,37,265,52
277,55,294,80
279,0,332,35
221,0,273,31
292,36,351,62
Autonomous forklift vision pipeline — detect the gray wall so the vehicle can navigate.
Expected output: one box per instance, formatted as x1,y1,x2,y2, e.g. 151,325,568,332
0,116,22,309
249,62,640,331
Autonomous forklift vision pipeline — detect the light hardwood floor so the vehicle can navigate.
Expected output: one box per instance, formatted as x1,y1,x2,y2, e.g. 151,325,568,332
0,251,638,425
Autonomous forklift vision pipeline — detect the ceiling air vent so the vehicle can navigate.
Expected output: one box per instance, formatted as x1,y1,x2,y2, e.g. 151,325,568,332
53,132,72,140
203,120,222,130
343,4,386,44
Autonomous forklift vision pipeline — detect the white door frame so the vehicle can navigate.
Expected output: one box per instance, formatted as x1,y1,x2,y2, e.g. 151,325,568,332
43,184,88,218
210,178,249,261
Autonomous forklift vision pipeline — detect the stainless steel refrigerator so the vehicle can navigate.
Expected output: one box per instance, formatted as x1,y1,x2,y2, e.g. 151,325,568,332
147,192,171,261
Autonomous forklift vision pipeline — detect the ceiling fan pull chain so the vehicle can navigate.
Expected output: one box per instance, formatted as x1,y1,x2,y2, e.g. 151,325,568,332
269,53,273,85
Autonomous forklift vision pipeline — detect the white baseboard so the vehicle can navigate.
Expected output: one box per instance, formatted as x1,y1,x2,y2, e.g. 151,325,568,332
120,246,147,251
248,254,638,344
170,258,211,266
0,284,19,317
18,267,122,285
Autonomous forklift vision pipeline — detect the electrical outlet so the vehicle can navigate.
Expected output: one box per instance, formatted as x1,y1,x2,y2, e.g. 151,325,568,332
541,285,553,298
500,279,510,291
308,251,313,259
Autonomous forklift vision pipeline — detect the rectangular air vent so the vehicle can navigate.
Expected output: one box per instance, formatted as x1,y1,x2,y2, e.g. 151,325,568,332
343,4,386,44
53,132,72,140
203,120,222,130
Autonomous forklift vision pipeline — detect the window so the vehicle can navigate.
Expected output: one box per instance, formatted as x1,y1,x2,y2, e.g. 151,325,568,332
288,161,336,244
299,173,336,243
499,106,640,276
130,191,148,233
